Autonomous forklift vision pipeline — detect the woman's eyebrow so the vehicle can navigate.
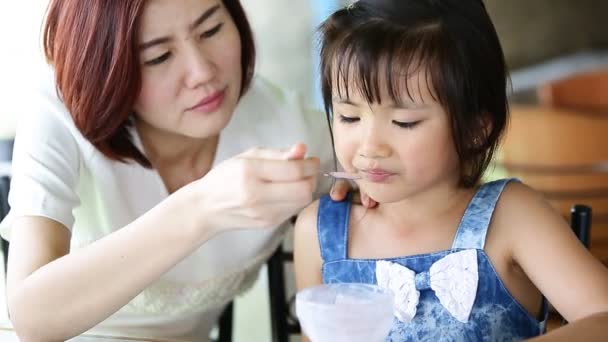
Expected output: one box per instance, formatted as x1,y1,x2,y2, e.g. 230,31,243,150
188,4,221,31
139,4,221,51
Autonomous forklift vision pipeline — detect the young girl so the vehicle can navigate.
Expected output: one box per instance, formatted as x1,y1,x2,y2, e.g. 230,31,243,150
295,0,608,341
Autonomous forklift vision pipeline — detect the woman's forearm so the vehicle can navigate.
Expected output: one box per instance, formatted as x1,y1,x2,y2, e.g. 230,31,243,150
528,312,608,341
8,186,214,341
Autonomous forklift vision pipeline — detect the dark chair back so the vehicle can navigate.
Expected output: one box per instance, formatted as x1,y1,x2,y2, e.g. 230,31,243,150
216,302,233,342
0,139,12,270
267,244,301,342
1,176,10,273
571,204,592,248
558,204,593,326
214,242,301,342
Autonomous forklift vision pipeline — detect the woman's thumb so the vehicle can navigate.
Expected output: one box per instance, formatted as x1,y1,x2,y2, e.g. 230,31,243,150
285,143,307,160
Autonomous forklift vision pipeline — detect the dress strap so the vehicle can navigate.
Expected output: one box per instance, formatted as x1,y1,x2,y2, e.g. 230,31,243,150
451,178,519,250
317,193,352,262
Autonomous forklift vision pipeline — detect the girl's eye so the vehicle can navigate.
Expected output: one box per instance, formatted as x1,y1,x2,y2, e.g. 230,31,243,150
338,115,360,124
392,120,421,129
144,52,171,66
200,23,223,39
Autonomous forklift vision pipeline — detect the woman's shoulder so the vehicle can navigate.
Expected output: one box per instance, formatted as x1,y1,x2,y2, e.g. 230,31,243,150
17,67,88,151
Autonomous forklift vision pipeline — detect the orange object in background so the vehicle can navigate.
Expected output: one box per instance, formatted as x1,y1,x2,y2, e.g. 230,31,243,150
538,69,608,114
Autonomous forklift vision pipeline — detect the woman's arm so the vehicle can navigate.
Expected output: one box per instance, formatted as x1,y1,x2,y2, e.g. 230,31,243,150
8,146,320,341
499,183,608,341
294,200,324,342
8,185,212,341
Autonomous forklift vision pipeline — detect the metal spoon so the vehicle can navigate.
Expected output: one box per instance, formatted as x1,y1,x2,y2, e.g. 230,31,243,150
323,171,362,180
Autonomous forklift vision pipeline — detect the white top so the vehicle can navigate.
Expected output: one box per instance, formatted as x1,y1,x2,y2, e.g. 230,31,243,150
0,67,333,341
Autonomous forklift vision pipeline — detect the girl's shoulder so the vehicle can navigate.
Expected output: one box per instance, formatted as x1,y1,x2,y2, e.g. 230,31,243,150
488,179,568,253
493,179,552,224
296,197,322,230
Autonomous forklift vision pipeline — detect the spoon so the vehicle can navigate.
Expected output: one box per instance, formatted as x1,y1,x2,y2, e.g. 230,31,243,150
323,171,362,180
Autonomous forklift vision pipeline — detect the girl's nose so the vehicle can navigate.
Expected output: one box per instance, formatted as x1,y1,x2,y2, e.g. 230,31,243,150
357,128,392,159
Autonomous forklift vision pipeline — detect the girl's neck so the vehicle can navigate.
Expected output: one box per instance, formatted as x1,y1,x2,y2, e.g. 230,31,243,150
376,180,475,232
348,179,477,259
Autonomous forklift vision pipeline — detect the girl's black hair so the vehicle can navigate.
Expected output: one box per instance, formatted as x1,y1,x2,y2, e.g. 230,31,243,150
320,0,508,187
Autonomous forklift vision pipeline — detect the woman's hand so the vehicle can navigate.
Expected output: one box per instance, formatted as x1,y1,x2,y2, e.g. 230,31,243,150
330,180,378,208
193,143,320,235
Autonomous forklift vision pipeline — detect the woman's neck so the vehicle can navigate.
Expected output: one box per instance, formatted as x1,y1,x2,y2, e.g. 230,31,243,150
134,118,219,193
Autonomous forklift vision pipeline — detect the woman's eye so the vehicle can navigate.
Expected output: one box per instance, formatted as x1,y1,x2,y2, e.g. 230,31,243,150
338,115,360,123
144,52,171,66
392,120,421,129
200,23,223,39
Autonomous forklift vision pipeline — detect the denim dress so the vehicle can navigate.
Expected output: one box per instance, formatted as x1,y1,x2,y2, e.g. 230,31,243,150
318,178,547,341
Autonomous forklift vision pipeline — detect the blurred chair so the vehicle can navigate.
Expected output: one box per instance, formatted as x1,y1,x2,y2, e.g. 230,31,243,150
216,302,233,342
0,138,12,273
543,204,593,330
561,204,592,326
214,241,301,342
570,204,592,249
537,69,608,113
267,243,301,342
497,105,608,265
0,176,9,273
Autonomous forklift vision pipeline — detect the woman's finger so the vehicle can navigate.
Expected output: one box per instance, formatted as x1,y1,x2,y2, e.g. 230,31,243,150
261,177,317,204
284,143,307,160
240,143,307,161
329,179,350,201
248,157,320,182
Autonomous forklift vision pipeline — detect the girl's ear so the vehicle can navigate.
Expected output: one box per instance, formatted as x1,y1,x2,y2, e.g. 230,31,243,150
481,112,494,138
474,112,493,149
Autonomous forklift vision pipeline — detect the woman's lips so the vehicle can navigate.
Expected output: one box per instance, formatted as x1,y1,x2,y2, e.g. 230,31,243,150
188,89,226,114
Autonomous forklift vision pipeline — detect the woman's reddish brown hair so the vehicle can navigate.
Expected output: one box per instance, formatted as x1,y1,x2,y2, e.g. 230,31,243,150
43,0,256,167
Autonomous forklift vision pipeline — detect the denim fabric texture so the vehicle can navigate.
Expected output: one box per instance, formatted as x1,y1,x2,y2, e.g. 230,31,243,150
317,178,547,341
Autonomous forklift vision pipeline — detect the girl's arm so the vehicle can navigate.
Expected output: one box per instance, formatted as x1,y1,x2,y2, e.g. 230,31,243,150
294,200,324,342
8,146,319,342
498,183,608,341
529,312,608,341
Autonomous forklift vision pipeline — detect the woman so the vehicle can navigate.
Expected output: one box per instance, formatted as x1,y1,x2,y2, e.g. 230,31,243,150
0,0,362,340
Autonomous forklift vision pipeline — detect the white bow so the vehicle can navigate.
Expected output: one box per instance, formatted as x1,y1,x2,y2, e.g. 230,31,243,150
375,249,478,323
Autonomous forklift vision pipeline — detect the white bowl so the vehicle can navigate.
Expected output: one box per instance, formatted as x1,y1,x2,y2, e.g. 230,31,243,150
296,283,394,342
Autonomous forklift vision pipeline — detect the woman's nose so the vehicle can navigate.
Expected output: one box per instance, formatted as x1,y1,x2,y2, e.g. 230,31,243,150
183,45,216,89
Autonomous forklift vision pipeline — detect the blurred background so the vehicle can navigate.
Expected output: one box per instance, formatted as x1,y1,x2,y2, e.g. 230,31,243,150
1,0,608,340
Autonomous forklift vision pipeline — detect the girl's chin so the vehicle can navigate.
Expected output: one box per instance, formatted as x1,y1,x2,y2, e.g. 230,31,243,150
359,188,405,205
